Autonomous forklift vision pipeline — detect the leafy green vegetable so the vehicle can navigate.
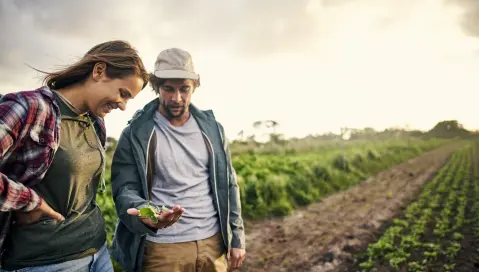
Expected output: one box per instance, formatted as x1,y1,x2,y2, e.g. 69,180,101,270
139,207,158,223
138,202,168,224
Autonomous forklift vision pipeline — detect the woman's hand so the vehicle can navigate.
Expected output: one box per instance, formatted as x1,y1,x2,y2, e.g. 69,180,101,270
14,200,64,226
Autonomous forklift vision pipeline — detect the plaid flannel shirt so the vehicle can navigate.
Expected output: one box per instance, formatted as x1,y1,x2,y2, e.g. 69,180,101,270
0,86,106,212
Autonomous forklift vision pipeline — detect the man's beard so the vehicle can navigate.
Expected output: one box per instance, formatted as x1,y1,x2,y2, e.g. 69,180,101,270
165,104,186,119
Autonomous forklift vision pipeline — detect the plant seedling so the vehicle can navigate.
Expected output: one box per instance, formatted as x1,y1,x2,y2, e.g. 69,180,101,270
138,202,169,224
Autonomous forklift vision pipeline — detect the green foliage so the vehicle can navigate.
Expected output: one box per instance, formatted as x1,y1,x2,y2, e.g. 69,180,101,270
367,149,379,160
332,154,351,172
96,172,123,271
96,169,116,246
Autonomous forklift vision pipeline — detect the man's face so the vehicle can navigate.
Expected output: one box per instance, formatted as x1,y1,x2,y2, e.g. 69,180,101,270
159,78,195,119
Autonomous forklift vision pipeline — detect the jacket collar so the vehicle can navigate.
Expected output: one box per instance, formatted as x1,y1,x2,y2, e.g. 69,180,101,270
128,98,216,126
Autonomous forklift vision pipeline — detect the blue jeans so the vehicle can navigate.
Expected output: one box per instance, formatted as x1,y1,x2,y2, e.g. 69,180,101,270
1,242,113,272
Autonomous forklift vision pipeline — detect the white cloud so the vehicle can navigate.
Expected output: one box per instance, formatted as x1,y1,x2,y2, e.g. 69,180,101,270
1,0,479,140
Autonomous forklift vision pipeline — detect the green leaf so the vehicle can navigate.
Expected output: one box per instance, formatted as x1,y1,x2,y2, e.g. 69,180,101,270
139,206,159,224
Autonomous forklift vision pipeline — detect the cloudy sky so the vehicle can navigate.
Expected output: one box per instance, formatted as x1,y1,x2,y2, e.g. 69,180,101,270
1,0,479,140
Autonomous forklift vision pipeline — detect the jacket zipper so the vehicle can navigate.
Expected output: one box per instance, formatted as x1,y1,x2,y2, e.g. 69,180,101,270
144,128,155,200
201,131,226,249
134,128,154,271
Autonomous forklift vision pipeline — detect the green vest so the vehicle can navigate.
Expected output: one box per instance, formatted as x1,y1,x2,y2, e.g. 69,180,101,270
2,92,106,270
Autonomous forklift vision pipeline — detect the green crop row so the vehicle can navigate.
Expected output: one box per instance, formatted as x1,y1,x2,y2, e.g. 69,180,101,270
234,138,449,219
357,142,474,271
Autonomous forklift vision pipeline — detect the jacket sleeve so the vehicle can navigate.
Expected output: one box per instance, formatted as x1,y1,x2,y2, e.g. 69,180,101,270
0,93,43,212
219,123,246,250
110,126,156,236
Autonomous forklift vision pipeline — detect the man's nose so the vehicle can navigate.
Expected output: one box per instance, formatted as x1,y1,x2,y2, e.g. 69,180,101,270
172,90,182,102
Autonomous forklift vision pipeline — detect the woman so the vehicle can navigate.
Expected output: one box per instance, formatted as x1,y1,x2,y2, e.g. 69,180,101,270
0,40,149,271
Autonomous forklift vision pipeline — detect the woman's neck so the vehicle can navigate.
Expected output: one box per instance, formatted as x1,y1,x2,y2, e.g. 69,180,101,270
55,85,89,115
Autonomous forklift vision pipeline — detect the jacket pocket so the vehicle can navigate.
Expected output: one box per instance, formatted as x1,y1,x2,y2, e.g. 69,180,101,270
29,128,56,150
216,155,228,190
24,128,56,177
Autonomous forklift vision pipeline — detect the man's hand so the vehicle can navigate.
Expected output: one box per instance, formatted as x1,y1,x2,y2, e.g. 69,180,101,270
127,204,185,229
227,248,246,270
14,200,65,226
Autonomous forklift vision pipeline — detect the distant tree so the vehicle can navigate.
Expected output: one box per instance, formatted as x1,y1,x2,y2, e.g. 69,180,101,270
253,121,263,129
427,120,470,138
264,120,279,134
247,135,256,142
269,133,285,144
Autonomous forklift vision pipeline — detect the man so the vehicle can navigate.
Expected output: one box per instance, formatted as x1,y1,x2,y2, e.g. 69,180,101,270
110,48,246,272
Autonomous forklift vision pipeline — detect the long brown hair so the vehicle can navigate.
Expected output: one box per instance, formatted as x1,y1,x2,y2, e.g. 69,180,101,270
39,40,149,90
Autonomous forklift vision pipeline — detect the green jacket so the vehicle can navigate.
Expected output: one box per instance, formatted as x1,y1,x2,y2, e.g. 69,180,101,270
110,99,245,272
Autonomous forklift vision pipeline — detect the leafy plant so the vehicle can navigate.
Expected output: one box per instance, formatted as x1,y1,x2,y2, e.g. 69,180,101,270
138,202,169,224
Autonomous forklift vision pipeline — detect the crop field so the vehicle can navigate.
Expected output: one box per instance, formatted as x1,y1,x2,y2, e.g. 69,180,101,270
239,139,461,272
345,141,479,272
97,138,448,247
96,137,454,271
233,138,448,220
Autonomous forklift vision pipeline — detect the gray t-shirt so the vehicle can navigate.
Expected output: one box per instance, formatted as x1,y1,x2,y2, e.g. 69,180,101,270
146,111,220,243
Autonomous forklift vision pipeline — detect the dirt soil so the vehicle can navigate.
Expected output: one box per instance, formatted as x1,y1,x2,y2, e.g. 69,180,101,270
238,143,460,272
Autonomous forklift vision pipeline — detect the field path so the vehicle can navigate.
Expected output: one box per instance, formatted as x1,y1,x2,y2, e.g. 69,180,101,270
239,142,461,272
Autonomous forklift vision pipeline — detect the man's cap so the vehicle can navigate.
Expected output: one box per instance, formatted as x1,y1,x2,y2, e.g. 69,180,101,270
153,48,199,80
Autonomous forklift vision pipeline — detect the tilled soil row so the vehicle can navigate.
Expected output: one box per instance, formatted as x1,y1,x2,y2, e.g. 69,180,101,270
239,143,460,272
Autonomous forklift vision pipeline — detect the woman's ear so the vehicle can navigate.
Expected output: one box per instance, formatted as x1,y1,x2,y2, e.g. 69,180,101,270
92,62,107,81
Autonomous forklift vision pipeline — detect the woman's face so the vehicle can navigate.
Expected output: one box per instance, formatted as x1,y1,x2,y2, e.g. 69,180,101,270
86,64,144,118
